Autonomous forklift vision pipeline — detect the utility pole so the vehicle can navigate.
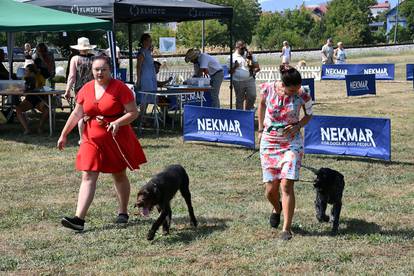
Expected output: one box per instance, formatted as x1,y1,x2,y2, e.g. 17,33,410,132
393,0,400,44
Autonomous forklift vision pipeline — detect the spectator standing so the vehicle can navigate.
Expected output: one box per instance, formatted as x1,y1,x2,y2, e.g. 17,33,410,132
280,41,291,65
135,34,157,92
334,42,347,64
321,38,334,65
105,42,121,69
0,49,10,80
33,43,56,88
64,37,96,143
185,48,223,108
23,43,34,68
230,40,260,110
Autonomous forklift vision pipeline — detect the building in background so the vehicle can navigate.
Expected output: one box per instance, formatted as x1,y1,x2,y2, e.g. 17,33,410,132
386,2,407,34
370,1,391,18
304,4,328,20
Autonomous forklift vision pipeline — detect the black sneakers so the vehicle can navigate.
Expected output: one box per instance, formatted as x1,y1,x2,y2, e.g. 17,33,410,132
269,201,282,228
269,213,281,228
61,216,85,231
115,213,129,224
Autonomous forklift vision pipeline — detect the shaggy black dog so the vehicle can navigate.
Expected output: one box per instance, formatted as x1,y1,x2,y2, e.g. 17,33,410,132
135,164,198,240
314,167,345,235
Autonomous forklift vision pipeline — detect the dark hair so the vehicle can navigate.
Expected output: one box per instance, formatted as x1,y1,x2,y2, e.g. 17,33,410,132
36,43,48,52
91,54,112,68
279,65,302,87
235,40,245,48
139,33,151,47
25,64,38,73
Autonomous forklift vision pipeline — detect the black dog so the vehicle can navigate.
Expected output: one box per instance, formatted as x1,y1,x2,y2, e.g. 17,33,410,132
314,167,345,235
135,164,198,240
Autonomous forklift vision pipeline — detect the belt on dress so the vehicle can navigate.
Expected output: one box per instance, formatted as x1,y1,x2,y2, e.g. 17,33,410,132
82,113,134,170
83,113,124,125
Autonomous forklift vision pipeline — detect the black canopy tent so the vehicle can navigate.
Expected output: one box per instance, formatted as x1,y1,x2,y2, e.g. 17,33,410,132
27,0,235,107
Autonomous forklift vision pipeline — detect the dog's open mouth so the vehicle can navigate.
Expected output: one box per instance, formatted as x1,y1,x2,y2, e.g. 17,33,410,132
141,207,150,217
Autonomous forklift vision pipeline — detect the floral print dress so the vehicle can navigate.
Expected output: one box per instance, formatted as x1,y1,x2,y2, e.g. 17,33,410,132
260,81,312,181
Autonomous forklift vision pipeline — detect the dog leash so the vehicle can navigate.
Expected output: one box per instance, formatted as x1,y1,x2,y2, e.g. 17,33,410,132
244,148,259,160
85,115,134,170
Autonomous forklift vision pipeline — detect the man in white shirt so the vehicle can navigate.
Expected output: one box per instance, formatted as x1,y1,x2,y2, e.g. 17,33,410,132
321,38,334,65
105,44,121,68
185,48,223,108
230,40,260,110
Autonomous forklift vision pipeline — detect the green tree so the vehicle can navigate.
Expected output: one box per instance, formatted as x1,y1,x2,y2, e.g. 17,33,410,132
400,0,414,39
177,20,227,48
253,8,317,50
388,25,412,43
205,0,261,44
323,0,376,45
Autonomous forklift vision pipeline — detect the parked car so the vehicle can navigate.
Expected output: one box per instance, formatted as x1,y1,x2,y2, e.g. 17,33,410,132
0,46,25,60
32,47,63,59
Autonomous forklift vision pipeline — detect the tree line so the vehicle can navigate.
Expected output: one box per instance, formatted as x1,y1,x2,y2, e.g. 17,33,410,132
1,0,414,57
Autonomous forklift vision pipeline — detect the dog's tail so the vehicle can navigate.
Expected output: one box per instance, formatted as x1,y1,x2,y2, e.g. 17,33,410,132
301,165,319,174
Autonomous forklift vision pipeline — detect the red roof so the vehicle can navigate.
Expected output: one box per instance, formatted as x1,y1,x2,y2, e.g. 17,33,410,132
305,4,328,15
371,1,391,9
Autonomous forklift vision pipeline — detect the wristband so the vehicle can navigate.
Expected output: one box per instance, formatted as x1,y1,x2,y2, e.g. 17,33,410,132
258,129,264,133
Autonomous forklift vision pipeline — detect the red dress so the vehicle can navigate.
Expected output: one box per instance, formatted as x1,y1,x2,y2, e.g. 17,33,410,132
76,79,146,173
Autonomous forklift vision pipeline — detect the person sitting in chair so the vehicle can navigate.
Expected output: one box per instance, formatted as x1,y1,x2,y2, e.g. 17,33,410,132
16,64,48,135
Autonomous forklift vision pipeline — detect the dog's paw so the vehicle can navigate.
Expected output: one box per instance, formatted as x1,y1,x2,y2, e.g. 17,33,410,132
147,231,156,241
317,214,330,223
330,228,339,236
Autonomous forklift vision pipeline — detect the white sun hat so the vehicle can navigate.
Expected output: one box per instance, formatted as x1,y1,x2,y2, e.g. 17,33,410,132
70,37,96,51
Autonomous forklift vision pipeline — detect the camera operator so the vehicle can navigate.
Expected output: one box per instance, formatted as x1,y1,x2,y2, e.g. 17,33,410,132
230,40,260,110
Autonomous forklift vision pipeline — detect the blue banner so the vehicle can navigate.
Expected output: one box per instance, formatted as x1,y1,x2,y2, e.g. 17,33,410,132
406,64,414,80
184,106,255,149
322,64,395,80
304,115,391,161
169,91,212,110
116,68,127,82
302,78,315,101
345,74,376,97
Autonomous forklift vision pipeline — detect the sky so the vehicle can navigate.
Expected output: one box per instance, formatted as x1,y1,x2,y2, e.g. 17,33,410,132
259,0,400,12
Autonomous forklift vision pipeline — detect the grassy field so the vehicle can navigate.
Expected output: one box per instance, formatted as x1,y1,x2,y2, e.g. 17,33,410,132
0,54,414,274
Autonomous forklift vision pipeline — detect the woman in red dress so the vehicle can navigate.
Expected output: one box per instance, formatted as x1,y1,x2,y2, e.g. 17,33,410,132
57,55,146,231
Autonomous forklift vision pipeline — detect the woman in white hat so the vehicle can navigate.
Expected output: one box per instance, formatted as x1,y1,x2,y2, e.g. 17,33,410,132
65,37,96,143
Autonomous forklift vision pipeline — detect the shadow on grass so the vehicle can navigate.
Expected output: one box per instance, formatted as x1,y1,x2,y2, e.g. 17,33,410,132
311,155,414,166
293,218,414,239
83,216,230,244
157,216,230,244
292,218,381,237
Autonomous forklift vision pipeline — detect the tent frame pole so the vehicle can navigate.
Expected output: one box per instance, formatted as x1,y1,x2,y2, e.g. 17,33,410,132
128,23,133,83
229,19,233,109
111,12,118,78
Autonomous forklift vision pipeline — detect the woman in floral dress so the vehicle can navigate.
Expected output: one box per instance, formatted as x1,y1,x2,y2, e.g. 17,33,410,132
257,65,313,240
